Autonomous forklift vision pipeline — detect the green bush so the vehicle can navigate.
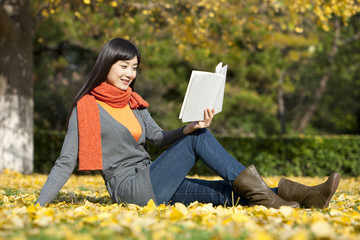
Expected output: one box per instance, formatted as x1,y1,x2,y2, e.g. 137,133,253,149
218,136,360,176
34,130,66,174
34,130,360,176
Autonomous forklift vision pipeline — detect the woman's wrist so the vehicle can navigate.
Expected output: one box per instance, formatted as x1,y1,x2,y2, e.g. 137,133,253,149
183,124,196,135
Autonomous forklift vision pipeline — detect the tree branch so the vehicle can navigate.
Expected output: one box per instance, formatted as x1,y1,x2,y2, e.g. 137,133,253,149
341,31,360,45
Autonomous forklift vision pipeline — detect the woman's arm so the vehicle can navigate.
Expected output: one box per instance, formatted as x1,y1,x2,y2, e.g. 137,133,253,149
36,109,79,206
141,108,214,148
141,108,184,148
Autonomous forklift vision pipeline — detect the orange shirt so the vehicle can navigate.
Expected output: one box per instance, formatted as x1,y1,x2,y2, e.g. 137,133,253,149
96,100,142,142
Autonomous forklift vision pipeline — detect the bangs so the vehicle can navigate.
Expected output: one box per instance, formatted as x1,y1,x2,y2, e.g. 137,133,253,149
108,38,141,65
116,48,137,61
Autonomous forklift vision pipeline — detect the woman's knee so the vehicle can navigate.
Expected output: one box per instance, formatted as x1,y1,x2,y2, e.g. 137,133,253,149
192,128,209,136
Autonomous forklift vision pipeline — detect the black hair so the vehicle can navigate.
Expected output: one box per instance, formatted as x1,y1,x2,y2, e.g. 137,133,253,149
66,38,141,128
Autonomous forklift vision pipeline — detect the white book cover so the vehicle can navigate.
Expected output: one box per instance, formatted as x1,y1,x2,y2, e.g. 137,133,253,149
179,62,228,122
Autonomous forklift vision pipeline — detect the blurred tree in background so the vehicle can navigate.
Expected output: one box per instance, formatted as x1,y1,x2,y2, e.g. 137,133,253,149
33,0,360,137
1,0,359,173
1,0,34,173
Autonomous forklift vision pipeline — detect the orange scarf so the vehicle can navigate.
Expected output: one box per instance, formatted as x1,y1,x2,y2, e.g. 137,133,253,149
77,82,149,170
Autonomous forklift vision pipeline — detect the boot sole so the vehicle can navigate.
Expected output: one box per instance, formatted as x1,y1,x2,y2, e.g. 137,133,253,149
323,172,340,208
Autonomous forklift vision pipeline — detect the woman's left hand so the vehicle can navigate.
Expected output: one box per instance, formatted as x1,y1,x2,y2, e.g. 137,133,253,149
183,108,215,135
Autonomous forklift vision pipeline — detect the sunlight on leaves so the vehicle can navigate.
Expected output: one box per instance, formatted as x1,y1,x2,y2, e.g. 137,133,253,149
0,169,359,239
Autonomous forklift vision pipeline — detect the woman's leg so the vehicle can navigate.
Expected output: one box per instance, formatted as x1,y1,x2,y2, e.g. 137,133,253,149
169,178,249,206
150,129,247,205
232,164,299,208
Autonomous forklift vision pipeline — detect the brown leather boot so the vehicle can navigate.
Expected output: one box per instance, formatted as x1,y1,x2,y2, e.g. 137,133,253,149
278,172,340,209
233,165,300,208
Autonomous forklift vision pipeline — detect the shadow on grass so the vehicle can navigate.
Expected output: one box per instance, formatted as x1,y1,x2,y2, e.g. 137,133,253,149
51,192,114,205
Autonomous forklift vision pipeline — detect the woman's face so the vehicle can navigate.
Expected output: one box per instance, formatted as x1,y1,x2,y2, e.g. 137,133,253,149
106,57,138,90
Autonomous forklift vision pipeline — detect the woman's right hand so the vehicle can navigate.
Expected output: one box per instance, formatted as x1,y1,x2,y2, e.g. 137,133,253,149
183,108,215,135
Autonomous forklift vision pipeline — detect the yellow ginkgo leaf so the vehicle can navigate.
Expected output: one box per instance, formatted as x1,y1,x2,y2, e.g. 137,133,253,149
141,199,157,214
310,221,336,239
170,208,184,221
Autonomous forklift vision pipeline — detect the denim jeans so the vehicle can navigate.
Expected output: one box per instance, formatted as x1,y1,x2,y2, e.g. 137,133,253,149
150,129,278,206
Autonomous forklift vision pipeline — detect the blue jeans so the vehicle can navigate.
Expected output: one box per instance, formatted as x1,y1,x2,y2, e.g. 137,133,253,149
150,129,278,206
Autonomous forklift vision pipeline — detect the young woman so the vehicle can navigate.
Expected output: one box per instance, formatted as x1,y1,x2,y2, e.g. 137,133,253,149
37,38,340,209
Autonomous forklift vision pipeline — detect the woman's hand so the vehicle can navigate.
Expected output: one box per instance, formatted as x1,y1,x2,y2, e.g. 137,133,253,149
183,108,215,135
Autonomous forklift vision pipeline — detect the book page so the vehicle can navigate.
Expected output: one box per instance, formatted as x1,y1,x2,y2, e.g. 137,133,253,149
179,70,196,120
213,64,227,114
179,71,224,122
179,62,227,122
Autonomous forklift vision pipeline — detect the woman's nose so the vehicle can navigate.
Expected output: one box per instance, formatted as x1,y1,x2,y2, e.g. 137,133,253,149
125,68,133,77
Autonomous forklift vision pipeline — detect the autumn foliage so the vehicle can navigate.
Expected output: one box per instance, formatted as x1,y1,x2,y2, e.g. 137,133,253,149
1,169,359,239
33,0,360,136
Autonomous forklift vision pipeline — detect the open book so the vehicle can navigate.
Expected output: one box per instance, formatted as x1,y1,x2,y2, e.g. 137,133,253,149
179,62,228,122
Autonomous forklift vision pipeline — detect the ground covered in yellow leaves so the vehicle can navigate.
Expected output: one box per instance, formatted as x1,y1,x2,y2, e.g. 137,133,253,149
0,169,359,240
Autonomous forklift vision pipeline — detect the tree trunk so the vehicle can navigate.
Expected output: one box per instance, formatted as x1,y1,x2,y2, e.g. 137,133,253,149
277,69,286,135
0,0,34,173
296,19,340,133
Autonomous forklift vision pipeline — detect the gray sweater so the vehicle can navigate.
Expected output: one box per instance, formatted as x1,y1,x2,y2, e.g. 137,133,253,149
37,104,185,206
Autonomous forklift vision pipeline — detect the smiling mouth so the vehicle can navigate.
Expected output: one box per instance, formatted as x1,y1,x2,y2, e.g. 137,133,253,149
121,79,130,84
